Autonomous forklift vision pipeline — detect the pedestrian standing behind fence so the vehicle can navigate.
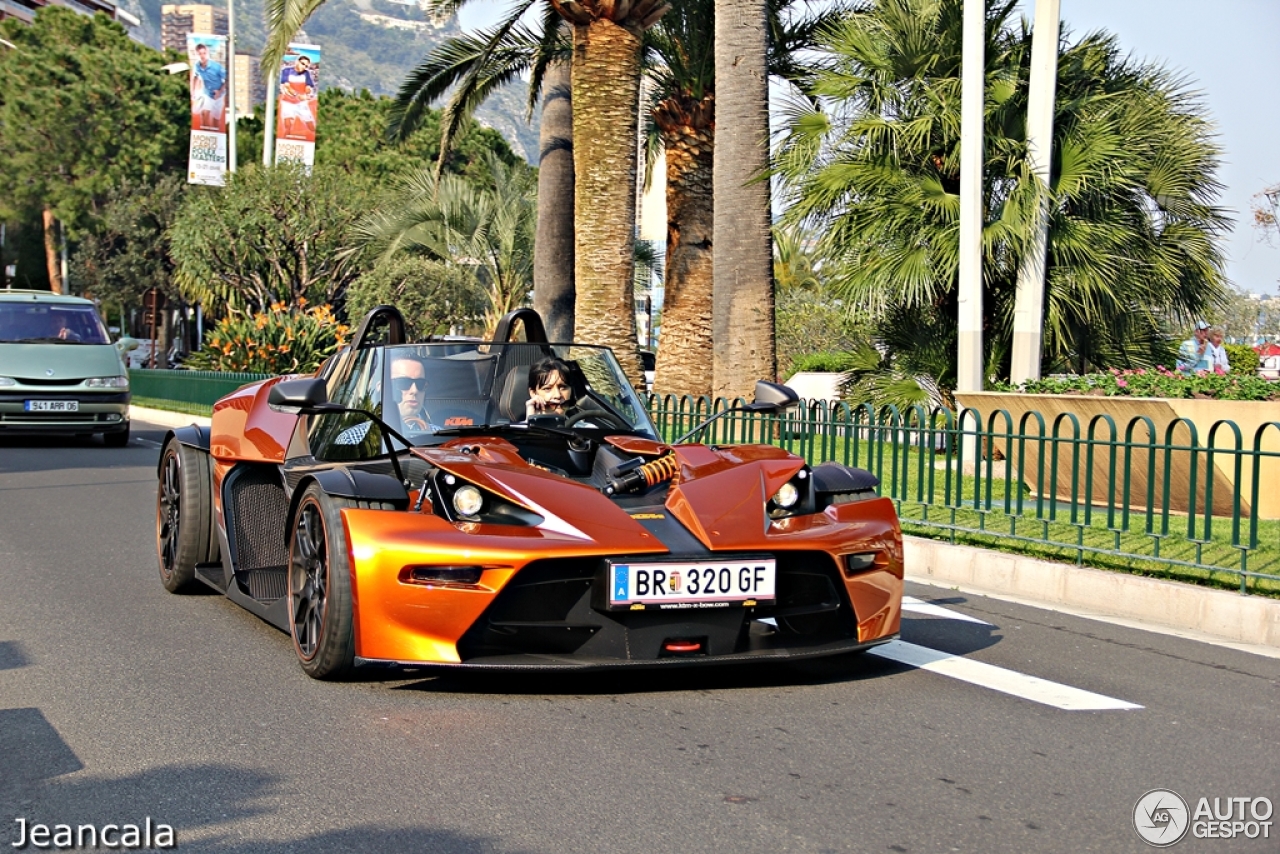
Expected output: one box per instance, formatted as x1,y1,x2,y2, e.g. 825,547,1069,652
1176,321,1213,373
1207,327,1231,373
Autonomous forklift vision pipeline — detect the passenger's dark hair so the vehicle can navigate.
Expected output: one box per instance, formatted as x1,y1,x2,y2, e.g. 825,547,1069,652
528,357,583,397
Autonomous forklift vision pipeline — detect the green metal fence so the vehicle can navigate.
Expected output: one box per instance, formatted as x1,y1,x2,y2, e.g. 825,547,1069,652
647,394,1280,596
129,369,271,416
126,371,1280,596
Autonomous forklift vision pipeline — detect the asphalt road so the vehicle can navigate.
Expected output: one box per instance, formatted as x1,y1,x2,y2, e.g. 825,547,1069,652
0,419,1277,853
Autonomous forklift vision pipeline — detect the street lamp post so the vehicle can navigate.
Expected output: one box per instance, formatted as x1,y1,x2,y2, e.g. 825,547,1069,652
226,0,237,173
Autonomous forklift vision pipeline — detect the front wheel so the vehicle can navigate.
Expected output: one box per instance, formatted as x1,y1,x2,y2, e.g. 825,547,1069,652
288,484,358,680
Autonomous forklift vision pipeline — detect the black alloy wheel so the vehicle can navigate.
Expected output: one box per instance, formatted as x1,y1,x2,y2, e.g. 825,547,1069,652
288,484,357,679
156,438,212,593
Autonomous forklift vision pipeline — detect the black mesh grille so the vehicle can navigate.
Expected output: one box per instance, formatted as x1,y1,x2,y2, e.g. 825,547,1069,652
456,550,859,663
244,567,288,601
227,468,289,572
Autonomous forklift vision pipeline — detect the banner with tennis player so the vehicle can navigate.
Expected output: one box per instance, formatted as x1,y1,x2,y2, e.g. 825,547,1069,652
186,33,229,186
274,43,321,172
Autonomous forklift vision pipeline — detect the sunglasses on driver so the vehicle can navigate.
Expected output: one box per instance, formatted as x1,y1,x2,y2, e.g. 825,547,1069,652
392,377,427,394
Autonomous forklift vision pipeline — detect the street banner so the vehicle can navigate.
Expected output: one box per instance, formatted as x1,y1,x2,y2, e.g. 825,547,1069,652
274,43,322,172
186,33,229,186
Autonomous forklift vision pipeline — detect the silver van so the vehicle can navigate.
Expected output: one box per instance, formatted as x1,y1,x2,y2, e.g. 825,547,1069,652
0,290,131,446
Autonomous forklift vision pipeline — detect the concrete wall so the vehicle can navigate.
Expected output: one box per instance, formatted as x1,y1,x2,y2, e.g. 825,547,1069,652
905,535,1280,648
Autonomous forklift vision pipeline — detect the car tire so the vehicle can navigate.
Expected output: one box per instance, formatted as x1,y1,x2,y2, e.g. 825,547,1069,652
156,438,214,593
104,425,130,447
288,485,394,680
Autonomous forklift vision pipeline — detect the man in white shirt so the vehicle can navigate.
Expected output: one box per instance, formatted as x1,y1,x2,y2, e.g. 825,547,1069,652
1206,327,1231,373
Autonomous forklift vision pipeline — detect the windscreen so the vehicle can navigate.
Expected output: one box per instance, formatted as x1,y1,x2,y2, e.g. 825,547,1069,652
0,303,111,345
380,341,658,440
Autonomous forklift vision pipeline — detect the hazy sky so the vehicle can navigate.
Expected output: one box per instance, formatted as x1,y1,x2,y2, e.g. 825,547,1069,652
458,0,1280,294
1030,0,1280,294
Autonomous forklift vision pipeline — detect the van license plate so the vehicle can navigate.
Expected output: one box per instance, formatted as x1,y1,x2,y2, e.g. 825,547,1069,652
25,400,79,412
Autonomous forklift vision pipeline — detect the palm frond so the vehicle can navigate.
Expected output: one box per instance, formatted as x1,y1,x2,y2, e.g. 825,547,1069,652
261,0,327,74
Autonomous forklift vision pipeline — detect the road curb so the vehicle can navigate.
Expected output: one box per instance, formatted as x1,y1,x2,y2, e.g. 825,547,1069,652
904,535,1280,649
130,406,212,429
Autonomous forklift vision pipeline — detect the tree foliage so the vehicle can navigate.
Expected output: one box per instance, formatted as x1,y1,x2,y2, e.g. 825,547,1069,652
70,175,187,308
773,226,868,378
236,88,522,183
353,154,537,336
168,162,377,310
776,0,1231,384
344,255,486,340
0,7,188,236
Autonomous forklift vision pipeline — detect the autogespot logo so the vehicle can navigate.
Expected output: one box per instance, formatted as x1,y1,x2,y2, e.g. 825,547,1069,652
1134,789,1190,847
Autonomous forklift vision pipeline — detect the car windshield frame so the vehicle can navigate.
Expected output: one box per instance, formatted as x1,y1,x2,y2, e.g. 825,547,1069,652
375,341,659,444
0,303,111,345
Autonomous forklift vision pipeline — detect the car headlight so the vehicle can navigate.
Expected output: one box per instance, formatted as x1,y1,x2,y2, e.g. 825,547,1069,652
85,376,129,389
0,377,15,387
772,481,800,509
452,484,484,517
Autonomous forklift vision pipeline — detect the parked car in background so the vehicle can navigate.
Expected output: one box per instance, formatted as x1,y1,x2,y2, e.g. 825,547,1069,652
0,290,131,445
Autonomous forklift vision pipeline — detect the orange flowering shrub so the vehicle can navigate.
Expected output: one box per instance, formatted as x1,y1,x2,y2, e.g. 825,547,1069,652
183,302,351,374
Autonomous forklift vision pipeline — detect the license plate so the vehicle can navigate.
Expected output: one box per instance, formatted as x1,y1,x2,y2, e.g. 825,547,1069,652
24,400,79,412
607,557,776,610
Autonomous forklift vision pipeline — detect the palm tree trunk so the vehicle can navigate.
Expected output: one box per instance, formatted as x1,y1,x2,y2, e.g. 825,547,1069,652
42,205,63,294
570,18,645,387
534,58,576,342
713,0,775,399
654,93,714,398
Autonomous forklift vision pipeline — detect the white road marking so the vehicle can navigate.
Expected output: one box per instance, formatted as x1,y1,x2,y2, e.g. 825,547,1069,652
902,595,992,625
134,438,163,448
869,639,1143,711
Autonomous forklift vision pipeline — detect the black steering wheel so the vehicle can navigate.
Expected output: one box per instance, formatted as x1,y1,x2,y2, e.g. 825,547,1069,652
565,396,632,430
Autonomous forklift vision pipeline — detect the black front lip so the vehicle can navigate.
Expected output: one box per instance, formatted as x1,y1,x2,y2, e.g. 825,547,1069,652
354,634,896,672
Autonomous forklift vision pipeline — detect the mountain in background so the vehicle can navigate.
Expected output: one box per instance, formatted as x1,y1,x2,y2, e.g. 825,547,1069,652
120,0,540,162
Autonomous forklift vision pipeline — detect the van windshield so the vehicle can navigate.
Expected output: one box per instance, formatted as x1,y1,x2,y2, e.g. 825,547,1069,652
0,304,111,345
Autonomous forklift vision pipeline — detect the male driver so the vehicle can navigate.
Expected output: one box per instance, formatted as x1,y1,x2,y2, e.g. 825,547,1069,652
1176,321,1212,374
278,54,317,140
190,43,227,131
390,356,435,432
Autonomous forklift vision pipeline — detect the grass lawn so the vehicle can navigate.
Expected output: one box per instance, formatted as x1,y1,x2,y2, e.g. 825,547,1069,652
131,396,213,417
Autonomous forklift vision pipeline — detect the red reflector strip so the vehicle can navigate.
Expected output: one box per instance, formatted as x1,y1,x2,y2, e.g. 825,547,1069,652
664,641,702,653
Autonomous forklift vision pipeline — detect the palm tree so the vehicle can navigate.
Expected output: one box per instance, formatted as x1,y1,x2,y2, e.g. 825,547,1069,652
393,1,668,385
712,0,776,400
645,2,716,397
775,0,1230,384
354,155,537,337
395,0,840,397
532,57,576,342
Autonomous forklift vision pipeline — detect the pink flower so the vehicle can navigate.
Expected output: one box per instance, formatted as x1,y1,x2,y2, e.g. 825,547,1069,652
1116,378,1128,387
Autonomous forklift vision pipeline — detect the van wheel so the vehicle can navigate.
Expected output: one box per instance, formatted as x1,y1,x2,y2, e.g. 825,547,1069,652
104,425,130,447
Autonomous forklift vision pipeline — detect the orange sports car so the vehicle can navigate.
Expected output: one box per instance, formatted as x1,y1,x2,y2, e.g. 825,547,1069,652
155,307,903,679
